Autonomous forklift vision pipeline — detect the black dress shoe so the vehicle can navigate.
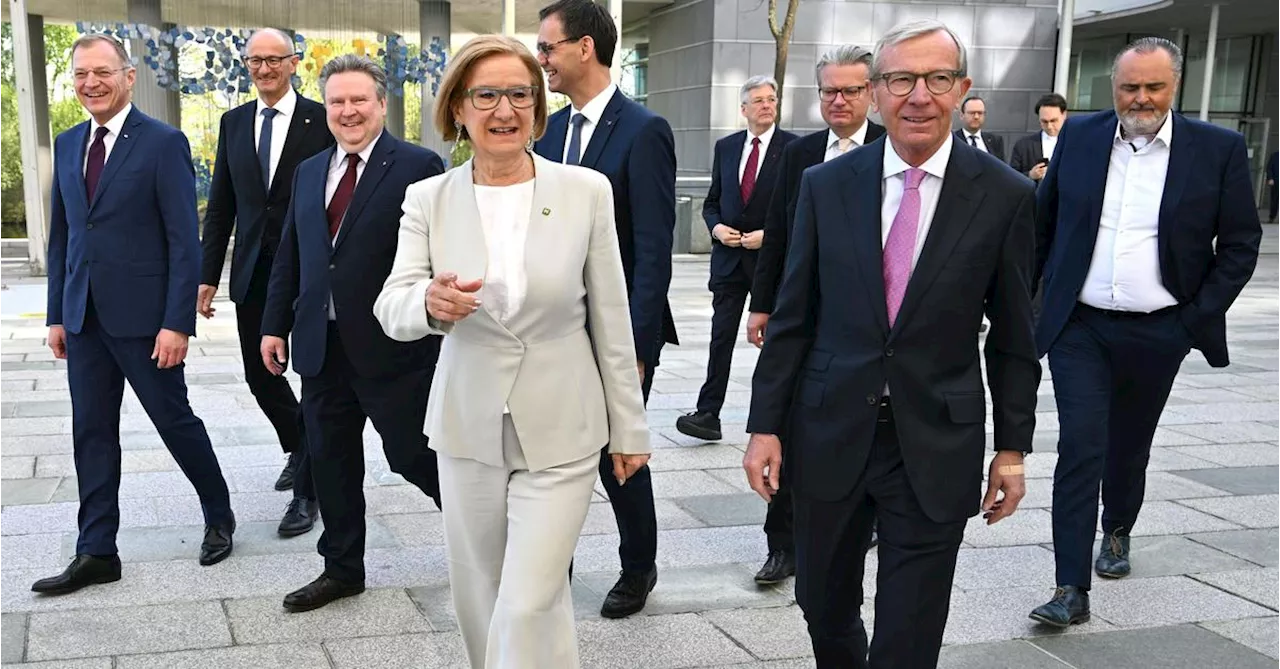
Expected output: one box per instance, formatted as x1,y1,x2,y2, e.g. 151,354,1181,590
1029,586,1091,628
283,574,366,613
278,497,319,538
31,554,121,595
600,567,658,619
200,516,236,566
675,411,722,441
275,451,303,491
754,550,795,585
1095,531,1131,579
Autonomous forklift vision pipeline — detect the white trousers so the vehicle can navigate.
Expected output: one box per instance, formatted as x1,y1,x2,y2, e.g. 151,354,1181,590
438,415,598,669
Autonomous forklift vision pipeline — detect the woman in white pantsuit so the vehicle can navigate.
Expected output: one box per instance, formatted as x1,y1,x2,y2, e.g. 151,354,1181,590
372,35,650,669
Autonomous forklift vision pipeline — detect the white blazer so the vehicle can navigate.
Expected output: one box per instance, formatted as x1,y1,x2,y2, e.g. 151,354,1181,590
373,152,650,471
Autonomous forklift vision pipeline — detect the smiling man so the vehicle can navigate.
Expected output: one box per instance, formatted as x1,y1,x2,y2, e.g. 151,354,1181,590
743,20,1040,667
199,28,334,538
1030,37,1262,628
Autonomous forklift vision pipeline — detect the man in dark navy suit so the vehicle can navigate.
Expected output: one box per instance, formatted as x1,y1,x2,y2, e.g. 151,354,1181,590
534,0,678,619
675,74,796,445
199,28,334,537
745,45,885,584
953,95,1005,162
1030,38,1261,628
34,34,236,595
261,55,444,613
1009,92,1067,182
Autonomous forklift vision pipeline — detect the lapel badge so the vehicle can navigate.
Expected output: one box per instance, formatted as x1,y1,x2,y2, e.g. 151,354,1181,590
122,134,129,139
304,118,311,124
542,207,551,216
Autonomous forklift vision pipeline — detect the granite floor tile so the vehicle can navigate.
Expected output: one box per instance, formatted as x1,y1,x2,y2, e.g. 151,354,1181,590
579,563,792,616
1169,467,1279,495
700,605,813,661
1031,623,1276,669
576,612,754,668
1168,443,1280,468
114,643,332,669
324,632,470,668
671,492,767,527
2,456,36,479
1186,528,1280,567
3,612,28,663
1191,568,1279,610
1124,500,1243,536
1202,617,1280,660
1178,495,1279,529
26,601,231,661
1089,575,1273,626
2,478,60,506
225,588,431,644
937,640,1073,668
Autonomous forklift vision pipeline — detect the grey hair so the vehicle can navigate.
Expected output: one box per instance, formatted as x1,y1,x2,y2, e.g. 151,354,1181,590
71,34,133,70
740,75,778,104
319,54,388,102
815,44,873,85
246,28,296,55
871,19,968,78
1112,36,1183,81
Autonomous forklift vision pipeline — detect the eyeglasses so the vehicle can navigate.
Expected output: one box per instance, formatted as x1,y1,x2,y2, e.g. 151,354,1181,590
876,71,964,97
245,55,296,69
535,37,580,56
819,85,867,102
73,67,127,81
746,96,778,106
465,86,538,110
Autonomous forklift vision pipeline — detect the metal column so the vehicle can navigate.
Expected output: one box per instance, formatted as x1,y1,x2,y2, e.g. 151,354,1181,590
9,0,52,275
1199,4,1220,122
609,0,623,83
126,0,180,127
1053,0,1076,97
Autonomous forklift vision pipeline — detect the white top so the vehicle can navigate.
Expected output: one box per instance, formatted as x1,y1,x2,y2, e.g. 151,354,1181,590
1041,131,1059,163
323,132,381,319
563,82,618,163
824,121,871,163
738,124,776,185
880,134,953,396
84,103,133,174
1079,114,1179,313
254,87,297,189
473,179,534,325
962,130,989,154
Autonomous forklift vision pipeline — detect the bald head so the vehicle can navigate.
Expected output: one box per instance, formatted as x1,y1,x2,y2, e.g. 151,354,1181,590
245,28,298,106
247,28,294,53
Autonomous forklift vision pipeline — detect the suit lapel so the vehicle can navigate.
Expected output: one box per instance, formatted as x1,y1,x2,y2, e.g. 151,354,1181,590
579,90,624,169
69,122,91,212
89,109,143,210
726,133,745,211
805,130,827,166
891,141,984,338
332,134,395,253
1157,113,1194,268
269,95,322,198
843,141,890,335
450,159,489,289
1080,112,1118,251
746,133,787,207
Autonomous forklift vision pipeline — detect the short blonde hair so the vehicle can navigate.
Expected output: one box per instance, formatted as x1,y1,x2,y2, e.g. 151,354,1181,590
434,35,548,142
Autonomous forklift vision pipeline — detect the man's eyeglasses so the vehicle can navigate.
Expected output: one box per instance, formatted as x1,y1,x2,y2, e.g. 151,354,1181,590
73,67,127,81
819,86,867,102
535,37,580,56
875,71,964,97
465,86,538,110
245,55,296,69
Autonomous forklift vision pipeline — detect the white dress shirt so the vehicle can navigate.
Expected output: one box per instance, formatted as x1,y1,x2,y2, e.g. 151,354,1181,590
84,103,133,174
323,132,381,319
824,121,871,163
1079,115,1179,313
473,180,534,325
962,130,989,154
254,87,297,189
880,134,953,395
562,83,618,163
1041,131,1059,163
738,124,776,184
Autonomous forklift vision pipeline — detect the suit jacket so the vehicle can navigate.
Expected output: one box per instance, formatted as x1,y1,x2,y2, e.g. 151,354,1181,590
704,128,798,279
373,154,650,472
47,106,200,338
746,138,1041,523
261,132,445,379
1034,110,1262,368
953,129,1005,163
201,93,333,303
534,89,678,367
1009,132,1046,177
749,121,886,314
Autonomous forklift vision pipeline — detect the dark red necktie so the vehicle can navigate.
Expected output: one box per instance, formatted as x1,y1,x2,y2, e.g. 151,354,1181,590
740,137,760,203
85,126,109,199
326,154,360,240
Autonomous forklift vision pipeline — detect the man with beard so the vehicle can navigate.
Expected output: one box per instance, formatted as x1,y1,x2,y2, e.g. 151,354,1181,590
1030,37,1261,627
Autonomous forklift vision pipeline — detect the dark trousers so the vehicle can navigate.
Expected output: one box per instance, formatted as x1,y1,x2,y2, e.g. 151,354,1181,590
301,323,441,583
594,355,659,574
236,269,313,499
794,400,965,669
67,300,233,555
763,456,793,552
695,265,753,416
1048,304,1189,588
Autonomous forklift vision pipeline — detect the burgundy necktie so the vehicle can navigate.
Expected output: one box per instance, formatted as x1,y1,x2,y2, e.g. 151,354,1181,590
326,154,360,240
85,126,109,199
740,137,760,203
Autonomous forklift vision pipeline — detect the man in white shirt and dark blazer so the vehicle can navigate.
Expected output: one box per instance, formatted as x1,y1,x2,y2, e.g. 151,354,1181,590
953,94,1005,162
1030,37,1262,628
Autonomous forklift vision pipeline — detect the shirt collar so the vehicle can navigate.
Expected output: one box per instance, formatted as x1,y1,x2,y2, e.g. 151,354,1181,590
333,129,383,170
92,103,133,139
1113,111,1174,149
1042,130,1058,143
883,132,953,182
257,87,297,118
571,82,617,126
965,129,982,139
827,121,869,150
747,124,776,146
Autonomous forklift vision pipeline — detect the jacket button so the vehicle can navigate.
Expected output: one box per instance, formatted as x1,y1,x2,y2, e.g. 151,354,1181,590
866,395,878,406
86,223,94,230
885,347,895,357
328,263,335,270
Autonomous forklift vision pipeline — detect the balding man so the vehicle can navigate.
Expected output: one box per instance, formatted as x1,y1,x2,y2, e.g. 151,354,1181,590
199,28,334,536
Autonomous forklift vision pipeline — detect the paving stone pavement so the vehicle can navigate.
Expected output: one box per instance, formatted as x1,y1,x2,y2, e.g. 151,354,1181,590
1,229,1277,667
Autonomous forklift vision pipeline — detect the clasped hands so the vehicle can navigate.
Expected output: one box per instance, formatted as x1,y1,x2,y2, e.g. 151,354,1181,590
712,224,762,250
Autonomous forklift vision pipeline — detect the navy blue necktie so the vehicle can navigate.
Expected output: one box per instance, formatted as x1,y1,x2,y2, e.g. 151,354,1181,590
258,107,279,190
565,113,586,166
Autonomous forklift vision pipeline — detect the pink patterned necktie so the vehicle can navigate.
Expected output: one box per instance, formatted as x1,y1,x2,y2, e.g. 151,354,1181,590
884,167,926,327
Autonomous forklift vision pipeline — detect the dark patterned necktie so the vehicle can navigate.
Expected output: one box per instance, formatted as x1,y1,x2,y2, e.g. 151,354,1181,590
85,126,109,199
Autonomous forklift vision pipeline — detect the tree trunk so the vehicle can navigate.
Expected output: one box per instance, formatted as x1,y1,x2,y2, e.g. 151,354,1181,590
768,0,801,124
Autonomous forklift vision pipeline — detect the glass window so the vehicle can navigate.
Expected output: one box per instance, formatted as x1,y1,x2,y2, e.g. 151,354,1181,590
1181,36,1256,114
1067,35,1128,111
